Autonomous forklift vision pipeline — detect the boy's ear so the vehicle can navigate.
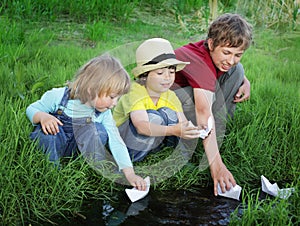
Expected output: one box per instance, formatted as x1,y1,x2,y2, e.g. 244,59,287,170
207,39,214,51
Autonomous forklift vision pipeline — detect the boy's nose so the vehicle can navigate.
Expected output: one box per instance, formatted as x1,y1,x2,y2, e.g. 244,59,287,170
228,56,235,65
163,70,172,79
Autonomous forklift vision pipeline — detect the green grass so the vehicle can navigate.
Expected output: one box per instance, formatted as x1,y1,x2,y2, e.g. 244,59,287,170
0,0,299,225
0,97,119,224
236,0,299,30
229,185,300,225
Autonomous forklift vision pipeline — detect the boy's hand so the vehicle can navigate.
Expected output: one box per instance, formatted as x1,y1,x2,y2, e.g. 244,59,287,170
175,121,202,139
122,167,147,191
210,160,236,196
234,76,250,103
35,112,63,135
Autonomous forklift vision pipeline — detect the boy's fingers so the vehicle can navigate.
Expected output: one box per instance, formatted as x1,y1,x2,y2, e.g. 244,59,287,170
56,119,64,126
220,181,226,193
235,92,242,98
42,128,49,135
224,179,232,191
214,180,218,196
134,178,147,191
229,176,236,187
41,125,49,135
136,184,141,190
137,181,143,191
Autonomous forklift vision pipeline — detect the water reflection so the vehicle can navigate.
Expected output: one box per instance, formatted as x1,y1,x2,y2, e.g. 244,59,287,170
69,186,241,226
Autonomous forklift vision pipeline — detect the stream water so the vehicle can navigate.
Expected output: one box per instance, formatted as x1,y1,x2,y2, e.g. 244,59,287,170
59,186,242,226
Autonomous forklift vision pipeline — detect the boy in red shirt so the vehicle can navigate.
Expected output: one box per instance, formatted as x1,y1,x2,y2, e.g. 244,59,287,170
172,13,253,196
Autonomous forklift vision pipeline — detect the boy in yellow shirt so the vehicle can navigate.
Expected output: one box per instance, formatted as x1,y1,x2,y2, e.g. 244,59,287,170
113,38,201,162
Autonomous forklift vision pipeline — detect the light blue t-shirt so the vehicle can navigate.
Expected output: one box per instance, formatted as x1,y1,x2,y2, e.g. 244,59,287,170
26,87,133,170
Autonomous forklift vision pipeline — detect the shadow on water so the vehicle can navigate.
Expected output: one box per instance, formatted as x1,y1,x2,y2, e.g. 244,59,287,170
59,186,242,226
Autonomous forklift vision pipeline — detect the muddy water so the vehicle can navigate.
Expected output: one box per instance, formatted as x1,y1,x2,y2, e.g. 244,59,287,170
66,186,242,226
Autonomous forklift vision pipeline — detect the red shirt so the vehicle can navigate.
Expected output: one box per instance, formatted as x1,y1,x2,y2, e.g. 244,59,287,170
173,40,223,92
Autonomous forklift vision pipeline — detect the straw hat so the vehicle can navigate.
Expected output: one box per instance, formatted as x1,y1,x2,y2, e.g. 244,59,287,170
132,38,189,78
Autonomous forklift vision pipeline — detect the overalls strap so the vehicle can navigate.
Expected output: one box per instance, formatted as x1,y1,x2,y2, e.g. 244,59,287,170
59,87,70,107
57,87,101,117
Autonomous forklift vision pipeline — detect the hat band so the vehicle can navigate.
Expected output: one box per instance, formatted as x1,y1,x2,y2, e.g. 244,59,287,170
143,53,176,65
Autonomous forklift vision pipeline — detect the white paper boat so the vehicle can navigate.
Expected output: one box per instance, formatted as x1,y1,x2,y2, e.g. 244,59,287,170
188,116,213,139
261,175,294,199
217,183,242,200
125,176,150,202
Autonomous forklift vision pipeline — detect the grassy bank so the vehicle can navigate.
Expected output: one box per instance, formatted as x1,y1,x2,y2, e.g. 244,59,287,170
0,0,299,225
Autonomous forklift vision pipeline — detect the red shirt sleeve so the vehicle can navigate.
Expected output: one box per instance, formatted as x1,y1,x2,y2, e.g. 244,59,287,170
174,41,219,92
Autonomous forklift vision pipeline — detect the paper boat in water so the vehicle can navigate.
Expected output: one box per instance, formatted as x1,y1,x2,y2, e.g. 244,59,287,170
261,175,294,199
217,183,242,200
125,176,150,202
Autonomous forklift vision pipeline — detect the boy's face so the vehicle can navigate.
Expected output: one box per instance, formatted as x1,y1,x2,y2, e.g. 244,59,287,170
145,66,176,96
208,39,244,72
92,93,120,112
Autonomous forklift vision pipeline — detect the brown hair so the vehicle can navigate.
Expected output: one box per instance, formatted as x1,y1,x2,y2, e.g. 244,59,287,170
206,13,253,51
68,54,130,104
134,72,148,86
134,65,177,86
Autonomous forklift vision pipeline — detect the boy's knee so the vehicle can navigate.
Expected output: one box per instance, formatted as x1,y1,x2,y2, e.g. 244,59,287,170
157,107,178,125
147,110,165,125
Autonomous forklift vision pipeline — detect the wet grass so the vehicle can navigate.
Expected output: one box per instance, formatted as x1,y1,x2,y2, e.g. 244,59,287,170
0,0,299,225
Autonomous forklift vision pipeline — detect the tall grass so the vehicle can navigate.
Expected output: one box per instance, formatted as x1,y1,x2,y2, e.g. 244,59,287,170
223,29,300,225
1,0,299,30
0,0,138,22
216,27,299,225
236,0,299,30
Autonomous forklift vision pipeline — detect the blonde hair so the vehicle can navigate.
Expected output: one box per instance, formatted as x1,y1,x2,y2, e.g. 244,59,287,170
68,54,130,104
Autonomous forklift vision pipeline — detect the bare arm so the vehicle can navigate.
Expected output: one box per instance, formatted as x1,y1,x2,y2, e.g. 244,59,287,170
130,110,200,139
194,88,236,196
193,88,213,129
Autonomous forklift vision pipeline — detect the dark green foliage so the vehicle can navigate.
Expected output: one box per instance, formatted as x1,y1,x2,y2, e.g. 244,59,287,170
0,0,138,22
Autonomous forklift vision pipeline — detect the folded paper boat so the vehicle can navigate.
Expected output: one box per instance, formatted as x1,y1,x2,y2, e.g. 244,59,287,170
188,116,213,139
217,183,242,200
261,175,294,199
125,176,150,202
199,116,213,139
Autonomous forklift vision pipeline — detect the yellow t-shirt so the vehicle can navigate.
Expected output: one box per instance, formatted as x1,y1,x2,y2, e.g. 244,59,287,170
113,82,183,127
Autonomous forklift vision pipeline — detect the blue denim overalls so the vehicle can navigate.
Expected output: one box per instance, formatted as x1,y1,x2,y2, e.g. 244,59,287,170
30,87,108,164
